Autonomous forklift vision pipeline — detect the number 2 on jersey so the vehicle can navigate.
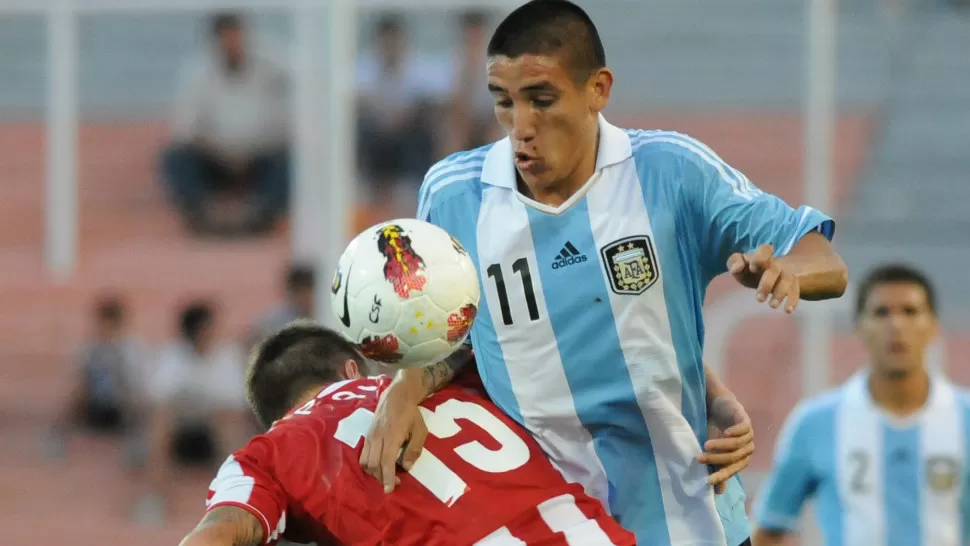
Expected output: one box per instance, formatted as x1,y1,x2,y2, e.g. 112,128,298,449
487,258,540,326
334,397,531,506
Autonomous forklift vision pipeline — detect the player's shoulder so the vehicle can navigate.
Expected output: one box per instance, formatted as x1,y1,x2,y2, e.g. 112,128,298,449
946,381,970,411
785,387,845,432
625,128,727,174
417,145,493,209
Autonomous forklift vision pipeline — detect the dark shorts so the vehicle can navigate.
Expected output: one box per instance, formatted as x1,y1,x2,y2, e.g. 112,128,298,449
82,401,124,433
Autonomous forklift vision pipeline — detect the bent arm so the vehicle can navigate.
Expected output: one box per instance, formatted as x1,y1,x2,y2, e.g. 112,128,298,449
392,344,474,403
776,231,848,300
179,506,264,546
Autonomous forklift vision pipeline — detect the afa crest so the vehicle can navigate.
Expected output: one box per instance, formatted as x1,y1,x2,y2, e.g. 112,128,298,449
600,236,659,295
926,456,959,492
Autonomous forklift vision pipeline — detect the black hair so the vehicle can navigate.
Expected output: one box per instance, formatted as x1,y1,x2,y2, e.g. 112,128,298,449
487,0,606,81
286,263,315,293
376,13,404,36
211,13,242,37
855,263,937,317
246,321,364,429
96,296,125,324
460,10,489,30
180,302,214,344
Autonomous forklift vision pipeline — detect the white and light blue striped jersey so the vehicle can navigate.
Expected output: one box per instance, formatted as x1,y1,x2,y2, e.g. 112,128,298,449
417,115,835,546
754,373,970,546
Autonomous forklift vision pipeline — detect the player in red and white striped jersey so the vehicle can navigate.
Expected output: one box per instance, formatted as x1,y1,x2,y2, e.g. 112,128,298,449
179,322,635,546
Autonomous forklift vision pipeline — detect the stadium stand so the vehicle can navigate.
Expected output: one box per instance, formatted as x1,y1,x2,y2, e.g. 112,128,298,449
0,1,967,543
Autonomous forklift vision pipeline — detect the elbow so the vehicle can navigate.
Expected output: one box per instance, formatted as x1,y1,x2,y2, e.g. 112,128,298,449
824,255,849,298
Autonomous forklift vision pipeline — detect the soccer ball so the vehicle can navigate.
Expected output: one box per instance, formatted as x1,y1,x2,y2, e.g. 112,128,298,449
330,219,480,369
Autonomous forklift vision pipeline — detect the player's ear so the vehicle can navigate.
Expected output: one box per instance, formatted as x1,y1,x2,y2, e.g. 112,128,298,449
342,359,362,380
587,67,613,113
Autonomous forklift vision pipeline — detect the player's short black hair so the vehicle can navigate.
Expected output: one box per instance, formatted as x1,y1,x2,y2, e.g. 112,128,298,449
95,296,125,324
180,302,213,343
376,13,404,37
460,10,489,30
855,263,937,318
286,263,315,293
211,12,242,36
246,321,364,429
487,0,606,82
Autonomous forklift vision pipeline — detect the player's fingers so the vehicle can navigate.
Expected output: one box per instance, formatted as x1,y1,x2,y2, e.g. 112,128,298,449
722,420,753,437
400,420,428,471
751,243,775,268
361,437,383,480
703,431,753,453
698,444,753,466
785,276,801,313
755,266,780,303
726,253,746,275
769,271,797,309
707,456,752,486
381,446,399,494
714,481,727,495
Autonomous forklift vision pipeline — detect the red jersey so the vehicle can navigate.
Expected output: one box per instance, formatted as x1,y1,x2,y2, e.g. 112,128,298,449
205,375,634,546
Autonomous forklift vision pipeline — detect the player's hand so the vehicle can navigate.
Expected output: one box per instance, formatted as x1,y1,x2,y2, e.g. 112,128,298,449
698,395,754,494
727,243,801,313
360,381,428,494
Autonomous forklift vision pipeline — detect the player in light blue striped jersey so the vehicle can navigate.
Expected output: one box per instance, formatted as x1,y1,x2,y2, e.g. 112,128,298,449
361,2,848,545
754,265,970,546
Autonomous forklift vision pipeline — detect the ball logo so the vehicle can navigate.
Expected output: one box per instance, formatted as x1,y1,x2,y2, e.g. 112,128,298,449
377,224,427,299
359,334,403,363
446,304,478,343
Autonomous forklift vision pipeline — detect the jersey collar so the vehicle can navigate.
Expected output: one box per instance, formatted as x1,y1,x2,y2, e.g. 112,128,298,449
480,114,632,189
845,369,955,427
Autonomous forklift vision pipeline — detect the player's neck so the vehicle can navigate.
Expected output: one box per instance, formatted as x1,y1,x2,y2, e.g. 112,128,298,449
868,366,930,418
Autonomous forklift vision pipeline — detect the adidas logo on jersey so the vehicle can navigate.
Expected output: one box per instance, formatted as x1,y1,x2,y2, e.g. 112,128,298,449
552,241,587,269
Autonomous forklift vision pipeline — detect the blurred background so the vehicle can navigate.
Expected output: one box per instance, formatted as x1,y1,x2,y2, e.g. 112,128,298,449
0,0,968,544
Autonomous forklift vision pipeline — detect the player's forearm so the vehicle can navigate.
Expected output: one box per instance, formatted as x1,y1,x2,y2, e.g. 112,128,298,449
751,527,788,546
394,345,473,401
180,507,263,546
777,232,848,300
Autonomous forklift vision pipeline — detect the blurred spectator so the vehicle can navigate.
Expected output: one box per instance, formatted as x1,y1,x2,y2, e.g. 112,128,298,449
246,263,316,352
46,296,145,460
136,301,248,523
356,14,451,210
160,13,290,236
445,11,502,153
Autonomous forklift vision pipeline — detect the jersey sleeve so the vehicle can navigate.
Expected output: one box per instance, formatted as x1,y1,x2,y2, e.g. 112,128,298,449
678,135,835,278
753,403,819,532
207,450,287,544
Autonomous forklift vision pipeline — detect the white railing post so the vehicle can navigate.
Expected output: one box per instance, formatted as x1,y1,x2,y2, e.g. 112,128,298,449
291,0,327,264
314,0,357,328
801,0,838,397
45,0,79,281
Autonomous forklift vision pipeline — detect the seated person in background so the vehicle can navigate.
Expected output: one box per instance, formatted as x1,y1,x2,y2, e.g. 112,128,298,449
161,12,290,236
245,263,315,352
356,14,451,217
179,322,637,546
136,301,249,524
47,296,145,460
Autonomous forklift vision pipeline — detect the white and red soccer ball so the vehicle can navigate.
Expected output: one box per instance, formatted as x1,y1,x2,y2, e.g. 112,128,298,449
331,219,480,369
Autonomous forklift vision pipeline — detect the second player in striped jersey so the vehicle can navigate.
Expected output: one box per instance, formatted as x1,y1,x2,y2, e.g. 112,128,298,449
754,265,970,546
